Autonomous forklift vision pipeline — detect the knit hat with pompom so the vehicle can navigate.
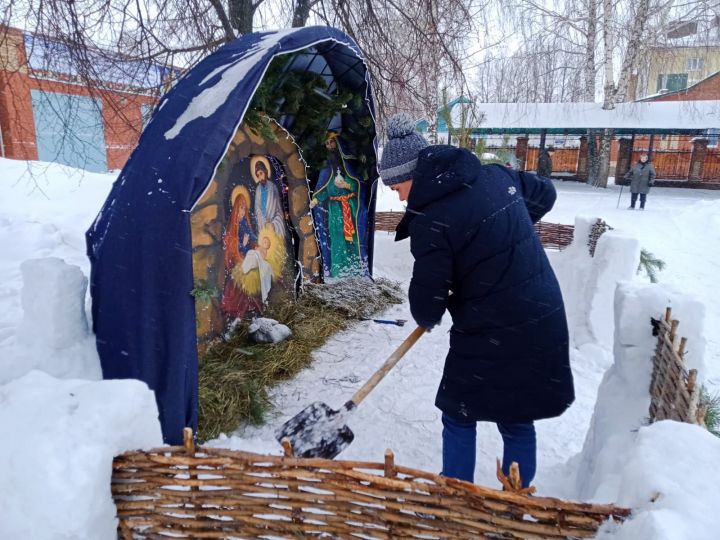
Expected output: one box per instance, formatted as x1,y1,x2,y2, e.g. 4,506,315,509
379,113,429,186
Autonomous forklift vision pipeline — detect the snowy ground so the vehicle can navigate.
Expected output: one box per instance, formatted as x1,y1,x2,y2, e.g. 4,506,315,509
232,181,720,485
2,159,720,538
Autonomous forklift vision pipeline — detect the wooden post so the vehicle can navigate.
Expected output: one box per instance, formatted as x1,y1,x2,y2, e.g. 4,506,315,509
183,427,195,455
539,129,547,151
678,337,688,358
615,137,633,183
670,319,680,348
687,369,700,424
577,136,589,181
281,437,295,457
384,449,396,478
689,138,709,181
648,133,655,161
515,136,529,172
281,437,301,523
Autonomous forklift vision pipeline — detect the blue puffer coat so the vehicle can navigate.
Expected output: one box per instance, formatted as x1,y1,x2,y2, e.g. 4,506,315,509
396,146,574,424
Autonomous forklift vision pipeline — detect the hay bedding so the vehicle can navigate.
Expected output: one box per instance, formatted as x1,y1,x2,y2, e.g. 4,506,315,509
198,278,404,441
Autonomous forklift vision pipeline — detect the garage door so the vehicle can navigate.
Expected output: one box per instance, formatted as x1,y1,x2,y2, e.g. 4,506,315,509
31,90,107,172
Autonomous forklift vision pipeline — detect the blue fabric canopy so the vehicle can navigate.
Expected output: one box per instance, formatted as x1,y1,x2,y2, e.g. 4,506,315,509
86,27,377,444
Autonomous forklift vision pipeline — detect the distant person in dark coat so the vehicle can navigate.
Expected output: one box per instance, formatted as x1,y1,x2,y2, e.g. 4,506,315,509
537,147,554,178
624,154,656,210
379,113,574,489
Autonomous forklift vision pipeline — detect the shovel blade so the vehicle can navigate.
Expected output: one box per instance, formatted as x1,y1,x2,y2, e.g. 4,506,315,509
275,401,354,459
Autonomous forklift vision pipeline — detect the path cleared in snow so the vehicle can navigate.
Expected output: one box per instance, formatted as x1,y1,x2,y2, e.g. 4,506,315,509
223,179,720,494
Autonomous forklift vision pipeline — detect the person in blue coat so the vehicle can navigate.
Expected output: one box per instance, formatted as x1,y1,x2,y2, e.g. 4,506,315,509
379,113,574,488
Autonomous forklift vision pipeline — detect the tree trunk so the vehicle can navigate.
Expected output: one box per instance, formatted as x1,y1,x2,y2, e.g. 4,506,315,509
601,0,615,109
292,0,313,27
587,129,599,185
615,0,651,103
594,129,614,188
584,0,597,102
229,0,256,35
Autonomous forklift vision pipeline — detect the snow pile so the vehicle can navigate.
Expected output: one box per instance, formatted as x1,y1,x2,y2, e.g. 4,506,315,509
18,257,89,348
0,253,162,540
0,371,162,540
1,257,101,385
0,158,115,385
548,216,640,349
568,281,715,539
576,282,706,502
596,421,720,540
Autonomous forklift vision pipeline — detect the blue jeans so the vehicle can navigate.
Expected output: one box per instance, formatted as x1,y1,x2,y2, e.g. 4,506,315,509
441,413,536,487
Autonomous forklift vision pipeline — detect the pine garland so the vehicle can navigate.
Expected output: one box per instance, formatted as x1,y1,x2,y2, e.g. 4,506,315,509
700,386,720,438
243,55,376,183
638,248,666,283
191,280,220,303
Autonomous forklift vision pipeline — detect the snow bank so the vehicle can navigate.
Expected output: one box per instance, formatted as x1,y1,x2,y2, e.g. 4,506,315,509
0,158,115,384
0,371,162,540
1,257,101,385
569,282,713,538
548,216,640,349
596,421,720,540
18,257,89,348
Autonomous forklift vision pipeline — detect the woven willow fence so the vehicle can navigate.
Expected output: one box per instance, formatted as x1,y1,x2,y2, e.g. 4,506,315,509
649,307,706,425
534,222,575,251
113,430,629,539
375,211,404,233
374,212,612,257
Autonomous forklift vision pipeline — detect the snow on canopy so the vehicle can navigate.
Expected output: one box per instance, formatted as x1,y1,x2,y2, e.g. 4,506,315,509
85,26,377,445
473,101,720,132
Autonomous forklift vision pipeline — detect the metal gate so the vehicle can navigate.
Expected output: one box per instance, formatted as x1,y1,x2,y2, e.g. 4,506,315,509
31,90,107,172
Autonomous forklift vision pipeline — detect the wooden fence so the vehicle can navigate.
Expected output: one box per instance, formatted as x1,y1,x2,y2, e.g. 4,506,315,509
515,146,720,183
630,150,692,180
526,148,579,174
112,429,630,539
375,213,582,253
702,149,720,181
649,307,705,425
534,221,575,251
375,211,404,233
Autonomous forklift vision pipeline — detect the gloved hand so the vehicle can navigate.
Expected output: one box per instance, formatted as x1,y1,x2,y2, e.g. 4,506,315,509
415,319,439,332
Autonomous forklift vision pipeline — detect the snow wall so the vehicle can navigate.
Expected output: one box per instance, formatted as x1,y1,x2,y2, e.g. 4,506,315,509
0,258,163,540
547,218,719,540
572,280,716,539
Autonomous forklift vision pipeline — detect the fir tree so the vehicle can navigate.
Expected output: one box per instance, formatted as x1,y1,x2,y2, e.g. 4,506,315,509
700,386,720,438
638,249,666,283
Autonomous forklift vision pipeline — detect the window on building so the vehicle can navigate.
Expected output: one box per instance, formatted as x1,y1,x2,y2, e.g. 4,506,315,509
708,129,719,148
140,104,154,130
656,73,689,93
686,57,705,71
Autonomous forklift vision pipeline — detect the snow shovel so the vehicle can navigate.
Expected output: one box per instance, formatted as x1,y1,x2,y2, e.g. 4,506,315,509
275,325,426,459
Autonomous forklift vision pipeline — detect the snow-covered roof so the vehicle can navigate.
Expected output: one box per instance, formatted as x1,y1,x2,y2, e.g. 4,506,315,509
638,71,720,102
469,101,720,133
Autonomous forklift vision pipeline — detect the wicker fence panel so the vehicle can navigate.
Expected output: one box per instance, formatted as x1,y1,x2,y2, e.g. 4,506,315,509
113,434,629,539
375,211,404,233
375,213,578,253
649,307,703,425
533,221,575,251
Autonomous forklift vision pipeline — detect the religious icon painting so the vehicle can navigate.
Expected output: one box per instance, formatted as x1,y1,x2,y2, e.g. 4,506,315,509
190,121,319,345
311,132,370,279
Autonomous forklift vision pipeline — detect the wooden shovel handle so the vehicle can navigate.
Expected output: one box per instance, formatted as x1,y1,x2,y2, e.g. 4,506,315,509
349,325,426,407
